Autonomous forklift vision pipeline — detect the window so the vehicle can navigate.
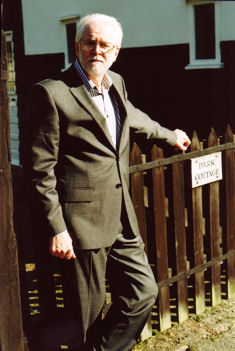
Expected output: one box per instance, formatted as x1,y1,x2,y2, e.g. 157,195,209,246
60,15,79,67
6,31,16,93
195,4,215,59
66,23,77,63
5,31,19,165
186,1,223,69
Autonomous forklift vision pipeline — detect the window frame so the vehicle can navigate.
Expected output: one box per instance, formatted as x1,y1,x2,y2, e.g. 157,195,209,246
185,1,224,70
60,15,80,68
5,31,17,96
5,31,20,166
66,22,77,64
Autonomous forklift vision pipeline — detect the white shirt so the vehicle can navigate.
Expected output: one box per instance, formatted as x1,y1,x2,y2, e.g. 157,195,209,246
91,82,117,148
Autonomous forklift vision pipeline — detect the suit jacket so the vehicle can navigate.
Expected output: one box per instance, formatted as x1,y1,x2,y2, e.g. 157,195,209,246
27,64,177,249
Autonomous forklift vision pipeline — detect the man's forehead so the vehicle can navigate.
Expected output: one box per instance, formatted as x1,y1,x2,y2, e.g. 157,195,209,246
82,21,119,42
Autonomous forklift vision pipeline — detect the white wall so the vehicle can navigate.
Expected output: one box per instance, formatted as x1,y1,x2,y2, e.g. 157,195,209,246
22,0,235,56
22,0,190,56
220,2,235,41
22,0,79,55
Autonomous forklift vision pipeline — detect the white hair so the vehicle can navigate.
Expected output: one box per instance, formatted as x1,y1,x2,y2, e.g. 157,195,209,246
75,13,123,47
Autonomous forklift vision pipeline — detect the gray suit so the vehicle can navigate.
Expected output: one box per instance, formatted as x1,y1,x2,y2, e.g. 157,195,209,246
27,64,176,351
28,64,176,249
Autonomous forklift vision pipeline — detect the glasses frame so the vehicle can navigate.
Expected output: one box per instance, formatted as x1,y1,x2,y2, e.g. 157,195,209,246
79,39,118,54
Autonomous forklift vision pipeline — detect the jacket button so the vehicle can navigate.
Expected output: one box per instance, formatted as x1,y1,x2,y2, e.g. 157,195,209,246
116,183,122,189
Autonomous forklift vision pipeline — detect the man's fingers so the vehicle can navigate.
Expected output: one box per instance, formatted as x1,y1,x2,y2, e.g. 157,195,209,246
64,249,77,260
50,247,65,258
174,129,191,151
71,251,77,259
50,231,76,259
51,247,76,260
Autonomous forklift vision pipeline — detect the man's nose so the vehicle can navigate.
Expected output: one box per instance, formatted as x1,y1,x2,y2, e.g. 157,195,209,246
92,42,102,54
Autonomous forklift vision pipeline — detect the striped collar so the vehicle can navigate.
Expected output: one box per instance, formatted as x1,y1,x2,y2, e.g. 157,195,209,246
74,59,112,97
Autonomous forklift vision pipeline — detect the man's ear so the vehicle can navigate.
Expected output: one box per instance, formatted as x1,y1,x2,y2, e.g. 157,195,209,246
75,41,79,57
113,47,120,62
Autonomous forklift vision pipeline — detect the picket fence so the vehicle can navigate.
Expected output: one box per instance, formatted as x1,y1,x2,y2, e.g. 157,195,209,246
129,126,235,337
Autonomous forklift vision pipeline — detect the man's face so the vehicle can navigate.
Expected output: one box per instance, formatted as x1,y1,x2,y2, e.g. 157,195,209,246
75,21,120,82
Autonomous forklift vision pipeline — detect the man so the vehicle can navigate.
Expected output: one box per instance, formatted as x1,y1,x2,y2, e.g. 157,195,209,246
27,13,190,351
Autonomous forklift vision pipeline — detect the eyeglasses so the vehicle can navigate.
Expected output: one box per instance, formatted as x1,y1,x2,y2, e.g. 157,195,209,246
79,39,118,53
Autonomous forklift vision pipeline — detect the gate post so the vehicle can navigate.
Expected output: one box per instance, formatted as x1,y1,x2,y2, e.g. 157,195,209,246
225,125,235,298
0,29,25,351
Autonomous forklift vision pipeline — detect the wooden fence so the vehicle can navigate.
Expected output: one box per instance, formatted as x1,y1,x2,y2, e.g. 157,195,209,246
12,126,235,349
130,126,235,337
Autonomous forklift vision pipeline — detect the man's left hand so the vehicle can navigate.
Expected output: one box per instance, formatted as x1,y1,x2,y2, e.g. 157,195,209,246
174,129,191,151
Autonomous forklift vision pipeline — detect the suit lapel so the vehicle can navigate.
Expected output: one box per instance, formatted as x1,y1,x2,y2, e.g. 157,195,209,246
70,85,115,150
109,76,129,155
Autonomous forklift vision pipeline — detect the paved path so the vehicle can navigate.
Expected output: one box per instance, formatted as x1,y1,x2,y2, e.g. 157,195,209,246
134,298,235,351
184,298,235,351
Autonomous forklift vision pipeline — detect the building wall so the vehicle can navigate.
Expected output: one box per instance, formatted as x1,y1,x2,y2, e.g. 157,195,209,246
21,0,235,54
21,0,190,57
113,41,235,140
5,0,235,165
3,0,25,165
219,2,235,40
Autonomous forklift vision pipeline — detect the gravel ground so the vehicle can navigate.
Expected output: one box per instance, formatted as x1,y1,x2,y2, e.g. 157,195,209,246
133,298,235,351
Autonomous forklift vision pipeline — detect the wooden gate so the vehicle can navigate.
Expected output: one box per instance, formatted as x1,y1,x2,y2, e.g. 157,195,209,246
130,126,235,336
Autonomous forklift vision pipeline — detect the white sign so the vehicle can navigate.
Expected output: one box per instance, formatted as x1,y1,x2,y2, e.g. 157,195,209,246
191,152,222,188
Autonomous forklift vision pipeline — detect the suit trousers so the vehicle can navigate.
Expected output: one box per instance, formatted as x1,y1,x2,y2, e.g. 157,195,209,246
60,209,158,351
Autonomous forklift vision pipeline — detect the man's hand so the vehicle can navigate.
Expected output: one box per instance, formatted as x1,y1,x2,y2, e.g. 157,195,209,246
50,231,76,260
174,129,191,151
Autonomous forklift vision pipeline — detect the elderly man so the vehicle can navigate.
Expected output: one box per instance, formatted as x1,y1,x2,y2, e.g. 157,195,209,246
27,13,190,351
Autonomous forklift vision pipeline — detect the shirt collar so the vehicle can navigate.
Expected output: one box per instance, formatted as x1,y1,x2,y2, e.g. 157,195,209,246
74,59,112,96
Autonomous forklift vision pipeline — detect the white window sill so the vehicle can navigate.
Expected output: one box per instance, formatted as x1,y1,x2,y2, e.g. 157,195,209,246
11,159,21,167
185,62,224,70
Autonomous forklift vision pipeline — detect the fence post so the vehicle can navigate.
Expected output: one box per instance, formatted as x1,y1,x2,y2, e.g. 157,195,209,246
224,125,235,298
130,143,148,250
152,144,171,331
130,143,152,339
172,160,189,323
208,128,222,306
191,132,206,315
0,30,25,351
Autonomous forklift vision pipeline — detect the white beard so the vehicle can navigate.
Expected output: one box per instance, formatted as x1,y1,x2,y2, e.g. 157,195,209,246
85,61,106,77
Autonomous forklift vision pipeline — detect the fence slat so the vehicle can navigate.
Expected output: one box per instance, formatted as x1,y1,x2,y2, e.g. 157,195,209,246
152,145,171,331
130,143,148,250
191,133,206,314
225,125,235,298
130,143,152,339
172,161,189,323
208,129,222,306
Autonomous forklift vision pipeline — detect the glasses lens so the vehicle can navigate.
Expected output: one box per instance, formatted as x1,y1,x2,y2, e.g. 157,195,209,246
99,42,113,52
81,40,114,53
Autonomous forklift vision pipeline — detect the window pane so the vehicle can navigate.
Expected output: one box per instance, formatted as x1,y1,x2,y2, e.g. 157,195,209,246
194,4,215,59
6,40,16,92
66,23,76,63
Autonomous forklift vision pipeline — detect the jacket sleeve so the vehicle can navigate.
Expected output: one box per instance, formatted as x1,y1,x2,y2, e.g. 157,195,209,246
26,83,67,237
120,76,177,146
